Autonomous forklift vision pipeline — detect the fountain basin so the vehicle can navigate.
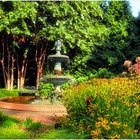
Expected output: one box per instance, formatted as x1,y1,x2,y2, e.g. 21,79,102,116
47,55,70,70
46,75,75,86
47,55,70,62
0,96,67,116
40,75,75,86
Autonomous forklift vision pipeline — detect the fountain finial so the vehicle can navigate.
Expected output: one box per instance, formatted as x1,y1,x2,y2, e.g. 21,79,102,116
55,40,62,55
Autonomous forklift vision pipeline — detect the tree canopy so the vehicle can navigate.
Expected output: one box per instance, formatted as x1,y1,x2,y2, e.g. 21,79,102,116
0,1,139,89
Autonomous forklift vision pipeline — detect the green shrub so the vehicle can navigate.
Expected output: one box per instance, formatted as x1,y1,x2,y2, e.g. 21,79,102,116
39,83,54,97
72,69,114,84
94,68,113,78
61,82,72,90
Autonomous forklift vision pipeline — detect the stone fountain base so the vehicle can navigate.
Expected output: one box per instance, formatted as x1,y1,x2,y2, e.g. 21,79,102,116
0,98,67,124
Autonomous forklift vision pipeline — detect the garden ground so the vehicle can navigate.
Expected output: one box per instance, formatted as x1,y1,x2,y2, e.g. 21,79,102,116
0,77,139,139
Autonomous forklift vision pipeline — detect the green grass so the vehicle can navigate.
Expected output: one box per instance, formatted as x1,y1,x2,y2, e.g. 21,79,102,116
0,126,85,139
0,111,84,139
38,129,86,139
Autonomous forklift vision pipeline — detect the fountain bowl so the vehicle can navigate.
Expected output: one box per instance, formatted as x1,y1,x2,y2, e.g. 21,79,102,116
47,55,70,70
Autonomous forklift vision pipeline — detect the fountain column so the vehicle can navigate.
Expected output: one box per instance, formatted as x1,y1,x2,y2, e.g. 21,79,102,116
54,40,62,75
45,40,75,87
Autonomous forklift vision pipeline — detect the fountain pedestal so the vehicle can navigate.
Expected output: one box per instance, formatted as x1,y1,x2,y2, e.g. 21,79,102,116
44,40,75,87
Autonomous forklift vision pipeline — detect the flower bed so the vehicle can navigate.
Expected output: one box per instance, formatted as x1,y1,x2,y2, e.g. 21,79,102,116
63,77,140,139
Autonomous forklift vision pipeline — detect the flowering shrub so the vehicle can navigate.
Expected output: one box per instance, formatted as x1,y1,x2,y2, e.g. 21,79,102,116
123,56,140,75
63,78,140,139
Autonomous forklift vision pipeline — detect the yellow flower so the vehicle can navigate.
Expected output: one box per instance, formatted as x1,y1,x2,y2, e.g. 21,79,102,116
110,134,120,139
89,104,97,108
134,129,138,134
123,130,128,135
114,134,120,139
96,122,101,127
102,119,108,125
105,114,109,117
98,117,103,121
103,125,110,130
110,121,120,128
91,128,101,138
123,124,127,128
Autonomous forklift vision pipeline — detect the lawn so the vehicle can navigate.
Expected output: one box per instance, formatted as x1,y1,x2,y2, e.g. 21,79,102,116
0,111,85,139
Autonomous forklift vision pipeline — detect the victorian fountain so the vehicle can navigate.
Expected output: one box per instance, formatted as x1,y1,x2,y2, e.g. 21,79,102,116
41,40,75,97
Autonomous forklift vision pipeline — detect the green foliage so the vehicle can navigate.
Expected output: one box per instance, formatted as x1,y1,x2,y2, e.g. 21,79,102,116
0,89,19,97
0,1,138,89
0,112,19,127
72,68,113,84
23,118,44,132
61,82,71,90
0,1,38,35
98,1,133,71
0,112,86,139
38,1,109,71
39,83,54,97
63,78,140,139
130,15,140,60
94,68,114,78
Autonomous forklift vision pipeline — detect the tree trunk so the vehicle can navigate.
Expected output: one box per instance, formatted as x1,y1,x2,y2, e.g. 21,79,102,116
1,59,7,89
36,65,40,89
10,54,14,90
35,45,46,89
1,36,7,88
21,58,28,89
17,63,21,90
1,35,14,90
7,51,11,90
17,57,28,90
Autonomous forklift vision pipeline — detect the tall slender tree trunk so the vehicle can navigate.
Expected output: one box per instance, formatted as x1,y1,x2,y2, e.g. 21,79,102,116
10,54,14,90
35,45,46,89
7,50,11,90
1,59,7,89
1,35,15,90
17,61,21,90
17,57,28,90
21,58,28,89
1,36,7,88
36,65,40,90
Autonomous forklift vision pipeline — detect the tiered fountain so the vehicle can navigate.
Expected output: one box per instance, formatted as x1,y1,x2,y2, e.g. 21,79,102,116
41,40,75,90
0,40,75,122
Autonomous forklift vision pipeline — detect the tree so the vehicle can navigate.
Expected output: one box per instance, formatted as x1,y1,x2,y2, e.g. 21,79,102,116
130,13,140,60
89,1,134,73
37,1,109,74
0,1,38,89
